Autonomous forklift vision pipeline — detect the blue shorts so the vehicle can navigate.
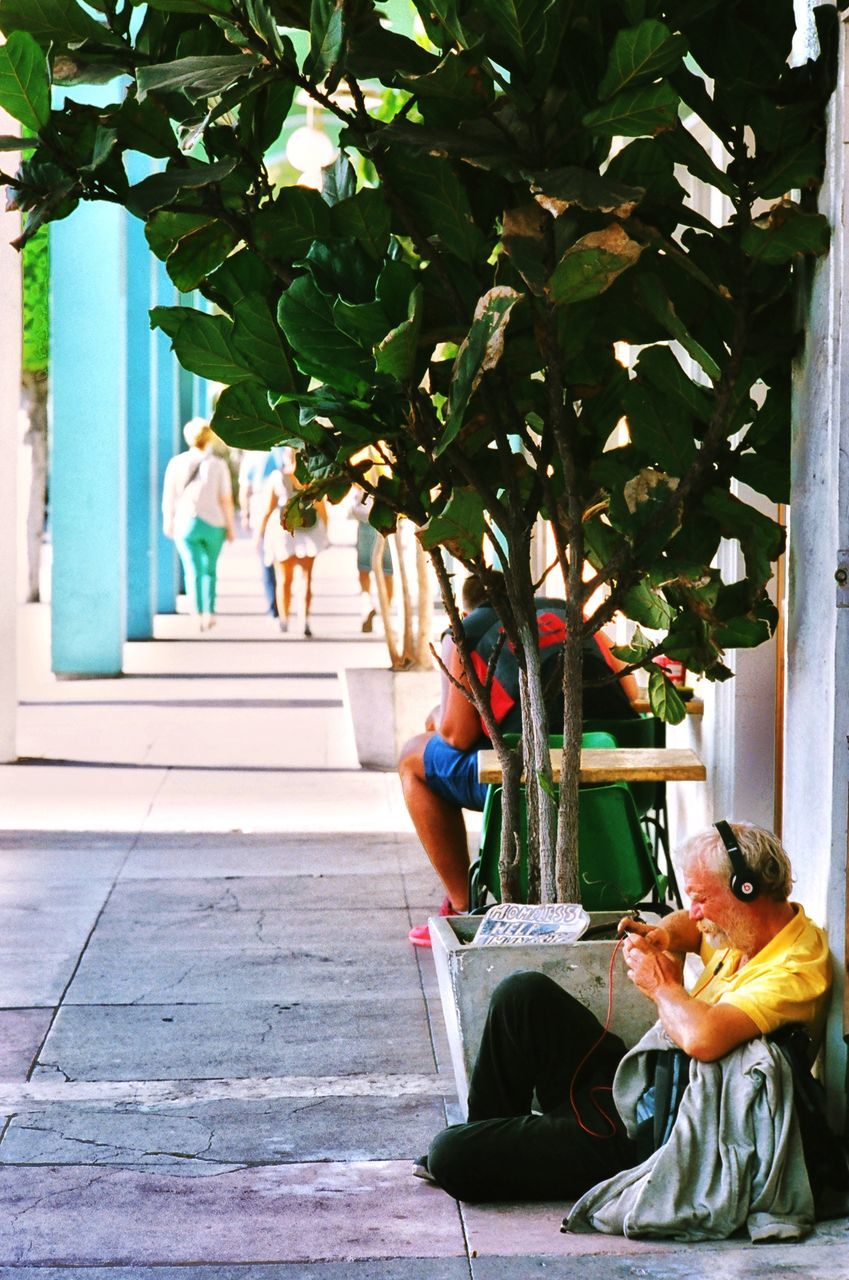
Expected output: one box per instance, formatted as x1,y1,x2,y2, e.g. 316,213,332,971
423,734,488,811
357,524,393,575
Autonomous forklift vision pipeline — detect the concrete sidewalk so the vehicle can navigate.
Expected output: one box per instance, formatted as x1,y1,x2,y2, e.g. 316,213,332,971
0,535,846,1278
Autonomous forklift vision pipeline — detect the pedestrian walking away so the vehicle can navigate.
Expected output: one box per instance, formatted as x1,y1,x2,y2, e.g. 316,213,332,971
162,417,235,631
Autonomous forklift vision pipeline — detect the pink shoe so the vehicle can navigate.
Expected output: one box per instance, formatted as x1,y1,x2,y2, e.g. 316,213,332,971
408,896,459,948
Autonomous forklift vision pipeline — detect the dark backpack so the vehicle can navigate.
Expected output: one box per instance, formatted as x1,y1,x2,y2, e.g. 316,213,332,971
634,1029,849,1215
769,1024,849,1213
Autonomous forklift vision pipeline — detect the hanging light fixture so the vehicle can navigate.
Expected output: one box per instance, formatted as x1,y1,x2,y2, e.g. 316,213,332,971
285,103,337,190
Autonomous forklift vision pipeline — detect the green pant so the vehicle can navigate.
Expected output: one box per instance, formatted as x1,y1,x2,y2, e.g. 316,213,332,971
427,971,635,1201
176,517,227,614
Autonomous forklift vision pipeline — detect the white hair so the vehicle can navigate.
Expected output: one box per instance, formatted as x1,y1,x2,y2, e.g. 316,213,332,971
678,822,793,902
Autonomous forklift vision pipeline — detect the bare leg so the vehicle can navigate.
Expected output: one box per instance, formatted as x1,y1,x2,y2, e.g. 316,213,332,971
398,732,470,911
358,569,370,593
281,558,296,620
299,557,315,620
273,562,287,622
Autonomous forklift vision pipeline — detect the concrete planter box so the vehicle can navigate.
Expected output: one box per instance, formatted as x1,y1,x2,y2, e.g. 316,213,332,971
430,913,658,1116
341,667,439,770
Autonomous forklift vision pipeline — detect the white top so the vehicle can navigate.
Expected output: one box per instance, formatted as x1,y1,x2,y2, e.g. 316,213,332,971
162,447,232,536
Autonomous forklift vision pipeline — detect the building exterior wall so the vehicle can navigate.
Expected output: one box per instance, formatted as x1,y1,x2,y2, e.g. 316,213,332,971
784,6,849,1121
0,108,21,761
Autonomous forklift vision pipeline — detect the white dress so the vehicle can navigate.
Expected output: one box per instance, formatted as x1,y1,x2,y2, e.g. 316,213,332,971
263,464,329,563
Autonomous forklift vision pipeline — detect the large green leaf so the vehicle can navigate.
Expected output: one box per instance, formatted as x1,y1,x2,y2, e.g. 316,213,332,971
548,224,644,305
658,124,738,200
480,0,547,74
624,381,698,476
741,203,830,263
635,345,713,424
583,81,679,138
633,274,721,382
116,96,179,159
418,487,487,559
647,667,686,725
333,296,391,349
244,0,286,56
620,581,675,630
752,140,824,201
0,32,49,132
252,187,332,263
374,285,423,382
211,379,300,450
307,0,344,82
230,293,299,391
165,220,239,291
278,275,374,395
701,489,784,589
410,0,470,49
329,189,390,261
150,305,253,384
398,49,494,121
440,286,523,455
381,149,486,266
598,19,687,100
137,54,260,103
0,0,125,47
529,166,644,218
143,0,233,13
730,453,788,504
203,247,276,310
501,202,548,296
127,158,238,217
145,211,212,260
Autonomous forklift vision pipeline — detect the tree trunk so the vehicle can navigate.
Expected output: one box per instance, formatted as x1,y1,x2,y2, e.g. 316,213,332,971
395,519,415,667
414,538,433,670
555,613,583,903
517,612,557,903
372,532,402,669
497,740,523,901
20,370,48,604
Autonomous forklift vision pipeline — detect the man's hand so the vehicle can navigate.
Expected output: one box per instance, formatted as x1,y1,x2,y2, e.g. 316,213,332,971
623,934,684,999
618,917,671,953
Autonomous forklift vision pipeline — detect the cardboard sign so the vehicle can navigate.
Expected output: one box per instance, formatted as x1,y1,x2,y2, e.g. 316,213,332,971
470,902,590,947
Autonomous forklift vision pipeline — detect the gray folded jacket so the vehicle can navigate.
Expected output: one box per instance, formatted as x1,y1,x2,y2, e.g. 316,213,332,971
564,1022,814,1243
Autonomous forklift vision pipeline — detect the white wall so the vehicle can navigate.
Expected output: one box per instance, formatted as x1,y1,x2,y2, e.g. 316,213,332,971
0,108,20,762
784,9,849,1121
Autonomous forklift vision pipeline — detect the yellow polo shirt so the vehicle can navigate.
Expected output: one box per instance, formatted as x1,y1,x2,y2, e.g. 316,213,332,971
689,904,832,1045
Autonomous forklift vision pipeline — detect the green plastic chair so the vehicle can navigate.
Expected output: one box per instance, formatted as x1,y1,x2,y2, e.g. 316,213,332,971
469,731,669,913
583,715,680,906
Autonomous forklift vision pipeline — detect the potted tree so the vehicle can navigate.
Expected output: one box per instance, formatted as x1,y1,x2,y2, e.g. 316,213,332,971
0,0,835,1085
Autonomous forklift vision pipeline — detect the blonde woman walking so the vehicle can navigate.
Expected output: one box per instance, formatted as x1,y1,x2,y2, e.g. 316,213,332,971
259,448,328,636
162,418,235,631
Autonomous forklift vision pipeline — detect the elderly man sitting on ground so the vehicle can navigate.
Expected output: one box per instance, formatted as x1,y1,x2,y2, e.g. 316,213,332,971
416,821,833,1232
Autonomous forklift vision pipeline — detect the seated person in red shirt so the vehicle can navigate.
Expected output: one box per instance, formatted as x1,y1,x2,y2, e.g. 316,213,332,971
399,572,638,945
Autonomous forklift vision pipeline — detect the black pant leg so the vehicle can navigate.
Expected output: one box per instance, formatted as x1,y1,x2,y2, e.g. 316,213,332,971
467,970,626,1120
428,1111,629,1202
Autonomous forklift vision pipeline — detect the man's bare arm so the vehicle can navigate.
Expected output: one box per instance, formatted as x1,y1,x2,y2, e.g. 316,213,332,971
438,641,484,751
623,940,759,1061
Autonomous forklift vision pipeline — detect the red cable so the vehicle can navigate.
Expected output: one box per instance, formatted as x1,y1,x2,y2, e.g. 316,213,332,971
568,937,625,1139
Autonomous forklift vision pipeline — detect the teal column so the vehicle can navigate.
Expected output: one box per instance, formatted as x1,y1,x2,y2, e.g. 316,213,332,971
153,258,179,614
50,91,126,675
125,156,155,639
